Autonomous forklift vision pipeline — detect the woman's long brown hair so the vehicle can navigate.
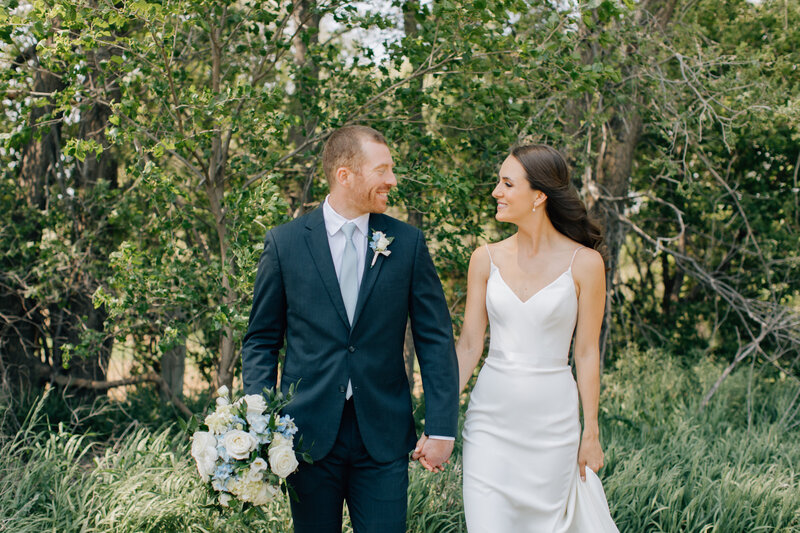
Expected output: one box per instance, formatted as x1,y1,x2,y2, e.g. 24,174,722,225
511,144,607,262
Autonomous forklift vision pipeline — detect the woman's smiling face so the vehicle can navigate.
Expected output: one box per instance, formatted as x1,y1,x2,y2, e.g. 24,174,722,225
492,155,540,223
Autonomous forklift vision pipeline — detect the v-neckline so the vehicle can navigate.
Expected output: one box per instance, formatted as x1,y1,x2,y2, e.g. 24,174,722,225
491,266,572,304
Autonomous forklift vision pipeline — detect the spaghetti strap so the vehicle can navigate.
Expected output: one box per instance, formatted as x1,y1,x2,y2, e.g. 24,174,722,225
569,246,586,270
485,244,495,266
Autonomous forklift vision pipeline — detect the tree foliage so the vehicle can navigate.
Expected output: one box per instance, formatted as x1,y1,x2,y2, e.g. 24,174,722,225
1,0,797,416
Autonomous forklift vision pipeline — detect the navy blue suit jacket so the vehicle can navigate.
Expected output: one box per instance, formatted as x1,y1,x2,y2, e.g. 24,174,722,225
241,208,459,463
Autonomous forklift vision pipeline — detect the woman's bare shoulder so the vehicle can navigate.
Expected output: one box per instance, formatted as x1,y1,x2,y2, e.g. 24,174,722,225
572,246,605,278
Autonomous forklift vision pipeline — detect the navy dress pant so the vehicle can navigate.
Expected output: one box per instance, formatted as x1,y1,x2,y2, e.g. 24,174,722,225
288,399,408,533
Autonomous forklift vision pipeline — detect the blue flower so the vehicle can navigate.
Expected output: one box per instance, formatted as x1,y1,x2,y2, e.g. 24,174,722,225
368,230,394,267
215,436,232,462
247,430,263,447
247,413,270,434
277,415,298,438
213,463,234,481
211,477,229,492
230,415,246,430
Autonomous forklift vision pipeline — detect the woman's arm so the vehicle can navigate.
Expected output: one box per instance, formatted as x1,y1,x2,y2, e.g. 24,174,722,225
456,246,491,393
572,247,607,480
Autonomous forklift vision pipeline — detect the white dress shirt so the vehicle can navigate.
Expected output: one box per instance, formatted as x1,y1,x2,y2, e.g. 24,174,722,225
323,197,369,400
323,197,370,287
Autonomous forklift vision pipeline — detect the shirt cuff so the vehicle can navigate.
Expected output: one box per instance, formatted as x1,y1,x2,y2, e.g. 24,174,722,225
426,435,455,441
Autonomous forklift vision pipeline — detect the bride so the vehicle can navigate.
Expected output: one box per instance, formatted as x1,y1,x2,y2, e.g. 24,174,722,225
457,144,618,531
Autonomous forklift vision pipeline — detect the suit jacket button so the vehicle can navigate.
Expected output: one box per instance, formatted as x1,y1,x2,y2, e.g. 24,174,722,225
338,385,346,393
348,346,356,353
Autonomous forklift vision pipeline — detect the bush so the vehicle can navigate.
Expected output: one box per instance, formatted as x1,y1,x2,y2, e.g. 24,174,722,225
600,345,800,532
1,347,798,532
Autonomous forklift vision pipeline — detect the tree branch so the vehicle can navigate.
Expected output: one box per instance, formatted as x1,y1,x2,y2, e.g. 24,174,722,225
51,372,193,417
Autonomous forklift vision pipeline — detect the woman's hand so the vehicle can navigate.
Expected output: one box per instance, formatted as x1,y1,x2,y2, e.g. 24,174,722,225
577,430,604,481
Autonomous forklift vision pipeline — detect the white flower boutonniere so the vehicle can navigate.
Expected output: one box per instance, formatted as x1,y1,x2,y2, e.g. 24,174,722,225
369,230,394,268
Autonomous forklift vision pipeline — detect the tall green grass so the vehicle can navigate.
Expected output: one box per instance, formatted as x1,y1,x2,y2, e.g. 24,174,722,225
1,346,797,532
0,394,463,532
600,346,800,532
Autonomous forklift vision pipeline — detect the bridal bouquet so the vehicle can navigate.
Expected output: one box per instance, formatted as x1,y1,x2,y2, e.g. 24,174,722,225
189,384,307,510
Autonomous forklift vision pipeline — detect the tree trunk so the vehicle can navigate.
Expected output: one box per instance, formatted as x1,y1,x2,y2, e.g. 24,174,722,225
403,209,424,392
403,320,416,392
400,2,425,393
1,46,63,395
206,178,236,390
217,326,236,391
49,39,123,390
0,283,43,392
54,40,123,389
592,112,643,367
19,45,63,210
77,44,120,190
160,341,186,401
209,184,237,391
290,0,321,217
574,0,678,364
207,16,237,391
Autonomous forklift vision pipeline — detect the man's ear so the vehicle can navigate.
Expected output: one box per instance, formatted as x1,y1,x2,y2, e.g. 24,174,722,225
335,166,351,188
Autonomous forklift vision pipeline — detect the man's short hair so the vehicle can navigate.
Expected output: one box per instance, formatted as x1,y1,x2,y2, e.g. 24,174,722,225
322,125,388,185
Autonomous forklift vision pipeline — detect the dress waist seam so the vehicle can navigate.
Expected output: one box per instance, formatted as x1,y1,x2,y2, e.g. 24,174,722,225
485,348,569,369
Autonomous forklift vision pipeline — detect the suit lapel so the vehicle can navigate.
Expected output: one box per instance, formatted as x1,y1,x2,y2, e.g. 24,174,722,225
351,213,388,330
304,209,350,329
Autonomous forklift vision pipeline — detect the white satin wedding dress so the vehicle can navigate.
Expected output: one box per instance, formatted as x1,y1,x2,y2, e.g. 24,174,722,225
462,246,618,532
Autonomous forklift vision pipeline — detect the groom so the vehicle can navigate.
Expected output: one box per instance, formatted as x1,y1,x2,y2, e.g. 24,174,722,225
241,125,459,532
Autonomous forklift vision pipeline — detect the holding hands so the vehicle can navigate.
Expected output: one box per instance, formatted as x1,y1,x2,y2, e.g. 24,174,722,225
412,434,453,473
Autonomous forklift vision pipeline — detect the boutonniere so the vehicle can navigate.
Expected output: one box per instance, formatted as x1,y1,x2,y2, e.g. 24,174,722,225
369,230,394,268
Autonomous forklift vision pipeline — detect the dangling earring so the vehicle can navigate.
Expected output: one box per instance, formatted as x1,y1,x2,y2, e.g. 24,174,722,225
532,205,536,213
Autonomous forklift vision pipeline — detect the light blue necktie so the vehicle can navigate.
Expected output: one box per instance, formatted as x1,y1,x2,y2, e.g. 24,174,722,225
339,222,359,325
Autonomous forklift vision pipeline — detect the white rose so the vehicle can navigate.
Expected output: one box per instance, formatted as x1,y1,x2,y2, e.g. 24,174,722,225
222,429,258,460
205,410,233,434
228,477,247,500
243,394,267,416
217,403,235,416
216,396,229,407
377,235,391,250
191,431,218,482
268,435,299,478
217,385,229,397
251,457,268,474
245,467,264,483
229,477,278,507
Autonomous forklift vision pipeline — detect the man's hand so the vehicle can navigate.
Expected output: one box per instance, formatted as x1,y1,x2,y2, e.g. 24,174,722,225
412,434,453,473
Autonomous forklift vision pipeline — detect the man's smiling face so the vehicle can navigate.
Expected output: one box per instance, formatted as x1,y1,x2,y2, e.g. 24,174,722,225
348,140,397,214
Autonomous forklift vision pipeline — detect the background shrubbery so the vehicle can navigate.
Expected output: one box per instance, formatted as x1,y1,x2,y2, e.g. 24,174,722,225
2,347,797,532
